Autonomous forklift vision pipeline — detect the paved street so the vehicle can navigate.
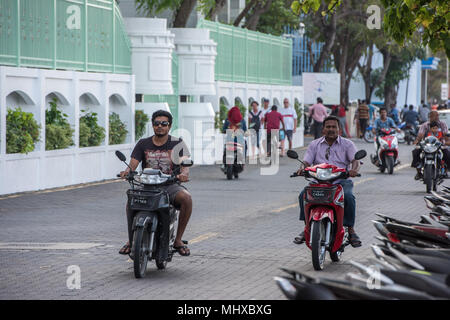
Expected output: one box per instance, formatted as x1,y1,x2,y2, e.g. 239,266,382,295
0,137,432,300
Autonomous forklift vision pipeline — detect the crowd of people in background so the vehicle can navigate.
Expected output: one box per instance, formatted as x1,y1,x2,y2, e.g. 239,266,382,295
304,97,450,140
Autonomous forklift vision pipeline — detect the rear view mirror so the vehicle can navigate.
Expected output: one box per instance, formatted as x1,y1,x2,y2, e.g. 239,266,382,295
287,150,299,159
354,150,367,161
115,150,126,162
181,159,194,167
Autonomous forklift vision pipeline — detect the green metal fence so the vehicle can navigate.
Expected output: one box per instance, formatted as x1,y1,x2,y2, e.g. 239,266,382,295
0,0,131,74
197,19,292,86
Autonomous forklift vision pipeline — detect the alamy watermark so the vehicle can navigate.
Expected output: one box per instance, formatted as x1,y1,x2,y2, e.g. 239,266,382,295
366,5,381,30
66,265,81,290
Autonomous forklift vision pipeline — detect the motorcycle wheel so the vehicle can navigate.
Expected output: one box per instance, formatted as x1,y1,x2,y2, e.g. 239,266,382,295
155,259,167,270
386,156,394,174
226,165,233,180
311,220,326,271
424,164,433,193
363,131,373,143
329,250,342,262
133,227,150,278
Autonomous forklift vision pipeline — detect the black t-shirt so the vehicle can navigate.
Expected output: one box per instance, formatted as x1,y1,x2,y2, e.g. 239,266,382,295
130,135,190,175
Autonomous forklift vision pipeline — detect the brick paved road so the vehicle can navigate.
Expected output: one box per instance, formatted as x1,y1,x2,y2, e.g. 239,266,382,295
0,137,434,299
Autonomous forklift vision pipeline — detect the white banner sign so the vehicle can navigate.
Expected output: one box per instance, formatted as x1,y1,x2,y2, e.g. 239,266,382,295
442,83,448,101
303,72,340,105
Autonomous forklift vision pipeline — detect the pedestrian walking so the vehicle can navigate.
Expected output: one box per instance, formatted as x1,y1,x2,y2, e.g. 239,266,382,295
264,105,285,157
418,100,430,124
260,98,271,156
337,103,348,137
357,100,370,139
309,97,328,139
279,98,298,157
248,101,263,158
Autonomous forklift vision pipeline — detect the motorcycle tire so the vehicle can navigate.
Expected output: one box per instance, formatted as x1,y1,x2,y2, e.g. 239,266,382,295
234,172,239,179
424,164,433,193
311,220,326,271
364,131,373,143
386,156,394,174
155,259,167,270
133,226,150,278
329,250,342,262
226,165,233,180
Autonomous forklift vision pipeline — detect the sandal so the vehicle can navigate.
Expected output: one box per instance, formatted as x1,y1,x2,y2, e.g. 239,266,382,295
348,232,362,248
293,232,305,244
173,245,191,256
119,242,131,255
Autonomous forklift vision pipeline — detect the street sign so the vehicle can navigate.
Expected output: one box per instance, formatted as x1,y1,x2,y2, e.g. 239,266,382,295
442,83,448,101
422,57,440,70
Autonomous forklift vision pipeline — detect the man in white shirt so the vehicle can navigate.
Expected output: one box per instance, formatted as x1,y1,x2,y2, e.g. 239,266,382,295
260,98,271,156
279,98,298,156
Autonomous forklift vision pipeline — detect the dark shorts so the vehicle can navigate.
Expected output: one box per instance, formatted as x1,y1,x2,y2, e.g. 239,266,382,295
162,183,188,208
285,130,293,141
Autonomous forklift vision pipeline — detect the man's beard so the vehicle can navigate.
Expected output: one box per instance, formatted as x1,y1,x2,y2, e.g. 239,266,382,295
155,131,168,137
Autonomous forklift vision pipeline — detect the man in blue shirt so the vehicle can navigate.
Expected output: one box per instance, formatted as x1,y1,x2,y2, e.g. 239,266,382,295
371,108,400,165
389,104,400,125
402,105,419,130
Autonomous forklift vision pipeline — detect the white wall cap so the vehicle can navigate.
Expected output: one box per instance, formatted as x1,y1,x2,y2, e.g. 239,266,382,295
124,18,173,36
179,103,215,117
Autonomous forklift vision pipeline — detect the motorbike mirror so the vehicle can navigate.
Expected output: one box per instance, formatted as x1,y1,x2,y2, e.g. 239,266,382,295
354,150,367,161
181,159,194,167
115,150,126,162
287,150,299,159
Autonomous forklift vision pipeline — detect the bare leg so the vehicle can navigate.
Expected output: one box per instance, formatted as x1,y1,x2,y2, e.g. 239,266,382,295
174,190,193,253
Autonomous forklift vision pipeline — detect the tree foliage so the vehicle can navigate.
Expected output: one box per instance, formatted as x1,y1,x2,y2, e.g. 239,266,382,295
45,98,74,150
6,108,41,154
291,0,449,58
135,110,150,140
381,0,449,58
109,112,128,145
79,110,105,147
135,0,196,27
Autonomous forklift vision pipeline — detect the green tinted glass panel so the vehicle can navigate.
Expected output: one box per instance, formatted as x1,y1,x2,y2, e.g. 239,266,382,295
0,0,131,74
197,19,292,85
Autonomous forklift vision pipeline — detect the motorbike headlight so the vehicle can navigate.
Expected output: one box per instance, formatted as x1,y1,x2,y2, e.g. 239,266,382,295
423,144,438,153
380,139,388,148
316,168,341,181
391,140,398,149
137,174,168,184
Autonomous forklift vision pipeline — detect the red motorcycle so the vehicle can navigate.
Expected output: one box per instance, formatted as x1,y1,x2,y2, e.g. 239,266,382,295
371,128,399,174
287,149,367,270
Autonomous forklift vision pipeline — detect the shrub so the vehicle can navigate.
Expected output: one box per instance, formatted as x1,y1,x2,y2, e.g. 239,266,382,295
6,107,41,154
294,100,303,128
79,110,105,147
45,98,74,150
109,112,128,145
135,110,149,139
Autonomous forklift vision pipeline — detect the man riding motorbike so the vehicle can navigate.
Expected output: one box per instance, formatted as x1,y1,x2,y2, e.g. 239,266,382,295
371,108,400,166
293,116,362,248
411,111,450,180
118,110,193,256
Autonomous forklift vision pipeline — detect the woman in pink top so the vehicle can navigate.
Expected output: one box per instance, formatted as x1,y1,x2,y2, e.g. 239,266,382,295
309,97,329,139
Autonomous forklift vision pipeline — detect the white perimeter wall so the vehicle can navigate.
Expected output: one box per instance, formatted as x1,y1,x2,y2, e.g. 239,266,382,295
0,66,135,195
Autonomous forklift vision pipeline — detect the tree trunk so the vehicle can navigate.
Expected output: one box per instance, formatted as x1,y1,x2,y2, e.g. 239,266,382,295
206,0,227,21
173,0,197,28
244,0,273,31
313,13,337,72
233,0,258,27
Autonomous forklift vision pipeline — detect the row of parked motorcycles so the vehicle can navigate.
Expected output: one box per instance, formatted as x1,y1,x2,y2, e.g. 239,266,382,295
275,186,450,300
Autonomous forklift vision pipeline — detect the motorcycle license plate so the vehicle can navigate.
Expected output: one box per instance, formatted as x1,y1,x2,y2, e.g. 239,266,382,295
312,190,326,198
